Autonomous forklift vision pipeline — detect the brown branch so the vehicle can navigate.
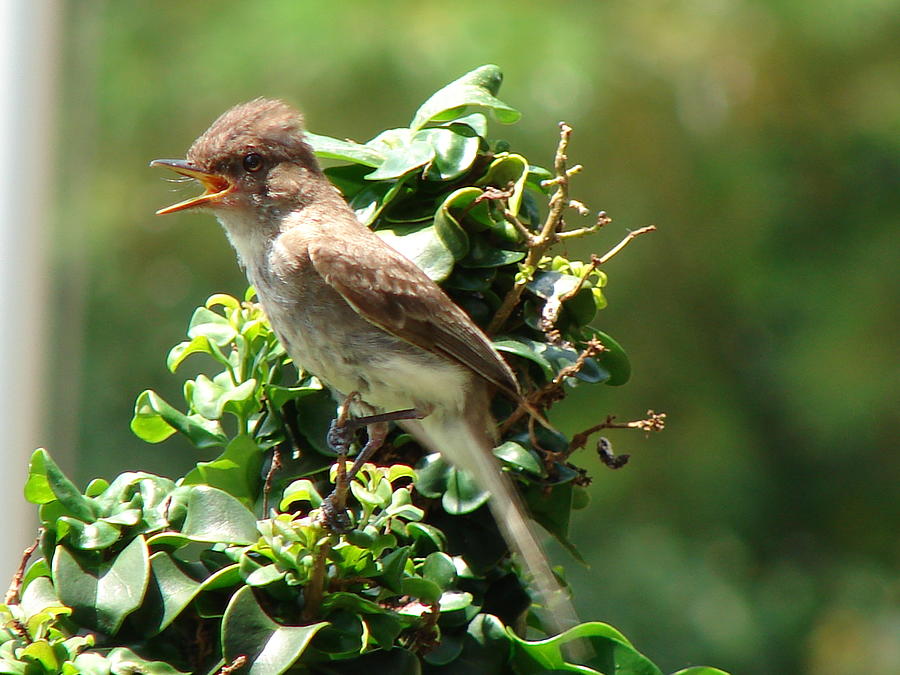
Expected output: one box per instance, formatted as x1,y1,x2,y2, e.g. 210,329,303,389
5,531,41,605
500,208,538,244
540,223,656,337
262,444,282,515
487,122,576,334
570,410,667,452
593,225,657,263
556,210,612,240
498,339,606,436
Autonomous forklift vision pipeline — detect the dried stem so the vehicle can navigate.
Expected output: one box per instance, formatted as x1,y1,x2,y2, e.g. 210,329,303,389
487,122,577,334
5,532,41,605
498,339,606,436
570,410,667,452
593,225,657,264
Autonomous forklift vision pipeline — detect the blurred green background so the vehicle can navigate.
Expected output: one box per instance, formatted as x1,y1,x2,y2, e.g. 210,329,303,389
45,1,897,673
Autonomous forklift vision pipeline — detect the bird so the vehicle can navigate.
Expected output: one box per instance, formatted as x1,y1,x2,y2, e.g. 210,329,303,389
151,98,577,633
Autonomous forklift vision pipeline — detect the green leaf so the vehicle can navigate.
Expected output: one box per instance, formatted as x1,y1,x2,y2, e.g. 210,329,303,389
439,590,473,612
135,552,205,636
494,441,545,477
414,453,450,498
442,467,490,515
187,374,225,419
442,112,489,138
526,269,582,302
589,329,632,386
57,517,120,550
365,141,435,181
311,610,365,658
415,127,480,181
493,339,554,379
178,485,259,545
280,479,323,510
182,435,263,506
508,621,662,675
324,163,371,200
245,564,285,587
459,236,525,268
306,132,385,167
105,647,187,674
399,577,442,604
421,552,456,590
375,223,455,282
221,586,327,675
24,449,96,521
53,535,150,634
131,390,227,448
444,266,496,292
670,669,732,675
524,482,584,564
477,153,529,215
166,335,214,372
188,306,237,346
379,547,410,593
20,575,64,619
350,178,407,227
406,522,447,554
19,640,59,671
443,614,512,672
411,64,520,131
265,384,322,411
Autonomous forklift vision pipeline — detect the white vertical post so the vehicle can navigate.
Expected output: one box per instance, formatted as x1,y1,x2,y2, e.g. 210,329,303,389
0,1,59,579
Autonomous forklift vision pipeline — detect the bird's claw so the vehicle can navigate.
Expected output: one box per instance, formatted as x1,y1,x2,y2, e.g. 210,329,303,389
320,493,352,532
327,418,357,455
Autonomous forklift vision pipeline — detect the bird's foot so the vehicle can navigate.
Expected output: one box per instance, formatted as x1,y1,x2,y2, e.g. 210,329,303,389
320,493,353,532
320,401,426,531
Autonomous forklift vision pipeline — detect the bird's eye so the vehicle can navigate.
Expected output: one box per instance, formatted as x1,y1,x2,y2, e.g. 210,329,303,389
242,153,264,172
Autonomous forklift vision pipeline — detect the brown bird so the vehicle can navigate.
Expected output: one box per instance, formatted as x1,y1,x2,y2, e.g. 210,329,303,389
151,98,576,632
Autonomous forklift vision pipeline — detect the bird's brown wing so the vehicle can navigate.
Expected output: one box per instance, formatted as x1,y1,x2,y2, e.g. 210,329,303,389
307,233,520,398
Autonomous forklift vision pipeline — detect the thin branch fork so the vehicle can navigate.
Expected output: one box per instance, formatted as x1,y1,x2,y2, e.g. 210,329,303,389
498,339,606,436
539,224,656,338
569,410,667,452
487,122,578,335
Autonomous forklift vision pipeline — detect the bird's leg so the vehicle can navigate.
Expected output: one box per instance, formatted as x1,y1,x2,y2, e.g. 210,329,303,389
321,398,425,531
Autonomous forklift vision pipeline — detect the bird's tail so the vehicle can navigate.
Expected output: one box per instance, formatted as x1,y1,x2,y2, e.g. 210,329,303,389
400,397,581,641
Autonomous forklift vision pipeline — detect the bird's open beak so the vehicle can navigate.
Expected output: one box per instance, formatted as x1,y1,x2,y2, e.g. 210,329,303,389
150,159,233,215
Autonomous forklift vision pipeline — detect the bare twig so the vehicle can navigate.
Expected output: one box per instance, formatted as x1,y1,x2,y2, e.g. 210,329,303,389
498,339,606,436
556,210,612,240
593,225,657,264
5,532,41,605
487,122,576,334
570,410,667,452
540,223,657,337
262,444,282,515
500,208,538,244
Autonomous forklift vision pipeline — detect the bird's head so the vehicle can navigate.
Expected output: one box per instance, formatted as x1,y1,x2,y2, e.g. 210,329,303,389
151,98,322,217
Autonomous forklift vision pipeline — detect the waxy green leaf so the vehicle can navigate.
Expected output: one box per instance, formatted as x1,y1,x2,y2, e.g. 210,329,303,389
53,536,150,634
411,64,520,130
221,586,328,675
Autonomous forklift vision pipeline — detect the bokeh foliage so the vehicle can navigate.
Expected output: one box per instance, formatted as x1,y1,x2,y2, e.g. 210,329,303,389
39,2,900,674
